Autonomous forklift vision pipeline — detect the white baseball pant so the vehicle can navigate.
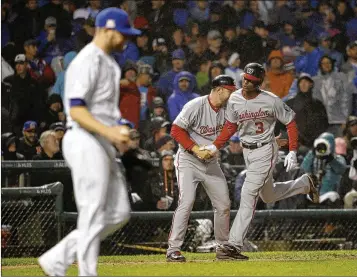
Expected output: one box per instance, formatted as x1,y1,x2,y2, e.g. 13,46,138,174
229,142,310,248
167,150,231,255
39,128,130,276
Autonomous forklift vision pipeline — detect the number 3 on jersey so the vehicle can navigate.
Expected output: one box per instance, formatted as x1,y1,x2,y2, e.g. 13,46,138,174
255,122,264,134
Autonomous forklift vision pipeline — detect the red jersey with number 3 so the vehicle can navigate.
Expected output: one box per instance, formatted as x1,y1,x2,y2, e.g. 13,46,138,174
225,89,295,144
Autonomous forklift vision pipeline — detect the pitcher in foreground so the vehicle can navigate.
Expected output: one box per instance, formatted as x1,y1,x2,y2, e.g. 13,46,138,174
38,8,141,276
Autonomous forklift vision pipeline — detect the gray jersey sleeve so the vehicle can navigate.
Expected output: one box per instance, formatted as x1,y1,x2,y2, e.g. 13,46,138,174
273,97,296,125
65,54,99,104
173,101,198,130
225,95,239,123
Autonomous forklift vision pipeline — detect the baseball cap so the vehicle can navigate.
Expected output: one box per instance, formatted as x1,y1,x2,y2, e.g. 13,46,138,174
156,135,174,150
95,8,141,36
24,39,38,47
14,54,26,63
172,49,185,60
152,97,165,108
161,149,174,158
134,16,149,30
23,121,37,131
152,37,166,48
45,16,57,26
73,8,90,20
137,63,153,76
179,76,190,82
298,73,314,83
151,116,170,132
207,30,222,40
49,122,65,132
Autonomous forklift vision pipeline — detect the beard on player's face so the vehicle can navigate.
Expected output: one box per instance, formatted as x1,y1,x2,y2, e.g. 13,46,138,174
109,30,127,51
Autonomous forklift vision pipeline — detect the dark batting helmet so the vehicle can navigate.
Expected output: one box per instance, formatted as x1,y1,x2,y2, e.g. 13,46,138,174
242,63,265,84
211,75,236,91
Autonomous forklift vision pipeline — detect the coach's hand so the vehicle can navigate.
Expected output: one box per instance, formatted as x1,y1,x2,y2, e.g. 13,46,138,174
284,151,298,172
200,144,218,154
192,145,213,161
106,125,130,145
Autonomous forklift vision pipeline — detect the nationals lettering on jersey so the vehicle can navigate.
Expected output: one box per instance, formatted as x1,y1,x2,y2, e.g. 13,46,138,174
238,108,271,122
226,89,295,144
199,124,224,136
174,96,226,150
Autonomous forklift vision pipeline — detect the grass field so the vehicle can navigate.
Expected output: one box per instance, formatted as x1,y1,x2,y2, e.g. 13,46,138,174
2,250,357,276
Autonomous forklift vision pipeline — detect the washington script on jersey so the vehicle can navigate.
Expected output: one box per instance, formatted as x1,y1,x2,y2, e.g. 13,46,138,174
238,108,272,122
199,124,224,136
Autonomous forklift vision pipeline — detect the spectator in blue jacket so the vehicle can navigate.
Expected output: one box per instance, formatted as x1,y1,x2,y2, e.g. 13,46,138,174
157,49,186,101
318,32,344,70
295,36,324,76
51,51,77,99
113,40,140,68
167,71,199,122
36,16,71,64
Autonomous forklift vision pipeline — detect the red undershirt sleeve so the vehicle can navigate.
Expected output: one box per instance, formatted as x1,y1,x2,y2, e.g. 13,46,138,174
213,120,238,149
170,124,196,151
286,119,298,151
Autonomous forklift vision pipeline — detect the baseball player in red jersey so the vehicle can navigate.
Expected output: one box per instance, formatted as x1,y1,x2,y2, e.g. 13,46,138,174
166,75,237,262
202,63,319,260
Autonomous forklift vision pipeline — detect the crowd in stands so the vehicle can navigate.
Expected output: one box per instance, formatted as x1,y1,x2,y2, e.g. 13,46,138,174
1,0,357,211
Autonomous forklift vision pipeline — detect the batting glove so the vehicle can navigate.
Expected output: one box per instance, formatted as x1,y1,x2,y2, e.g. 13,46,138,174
284,151,298,172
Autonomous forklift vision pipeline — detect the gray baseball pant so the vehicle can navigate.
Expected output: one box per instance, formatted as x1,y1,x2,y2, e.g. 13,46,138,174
229,142,310,248
167,150,231,255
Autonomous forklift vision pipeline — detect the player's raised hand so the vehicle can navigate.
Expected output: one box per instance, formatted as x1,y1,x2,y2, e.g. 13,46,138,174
105,125,130,145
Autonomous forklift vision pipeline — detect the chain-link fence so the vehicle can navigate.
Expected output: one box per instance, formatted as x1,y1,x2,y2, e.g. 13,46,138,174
2,161,357,258
62,210,357,256
1,183,63,258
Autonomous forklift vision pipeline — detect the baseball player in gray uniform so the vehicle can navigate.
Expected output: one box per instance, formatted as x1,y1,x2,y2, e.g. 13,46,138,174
38,8,141,276
166,75,237,262
202,63,319,260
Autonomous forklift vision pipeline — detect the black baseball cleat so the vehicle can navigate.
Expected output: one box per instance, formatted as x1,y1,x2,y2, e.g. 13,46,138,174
216,244,249,261
307,174,319,204
166,251,186,262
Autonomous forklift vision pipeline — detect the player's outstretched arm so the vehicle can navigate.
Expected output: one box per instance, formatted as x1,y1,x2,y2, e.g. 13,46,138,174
70,106,129,144
214,120,238,149
199,121,238,157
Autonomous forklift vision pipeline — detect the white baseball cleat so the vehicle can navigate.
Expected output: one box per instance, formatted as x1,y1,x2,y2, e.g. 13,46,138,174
38,253,64,276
